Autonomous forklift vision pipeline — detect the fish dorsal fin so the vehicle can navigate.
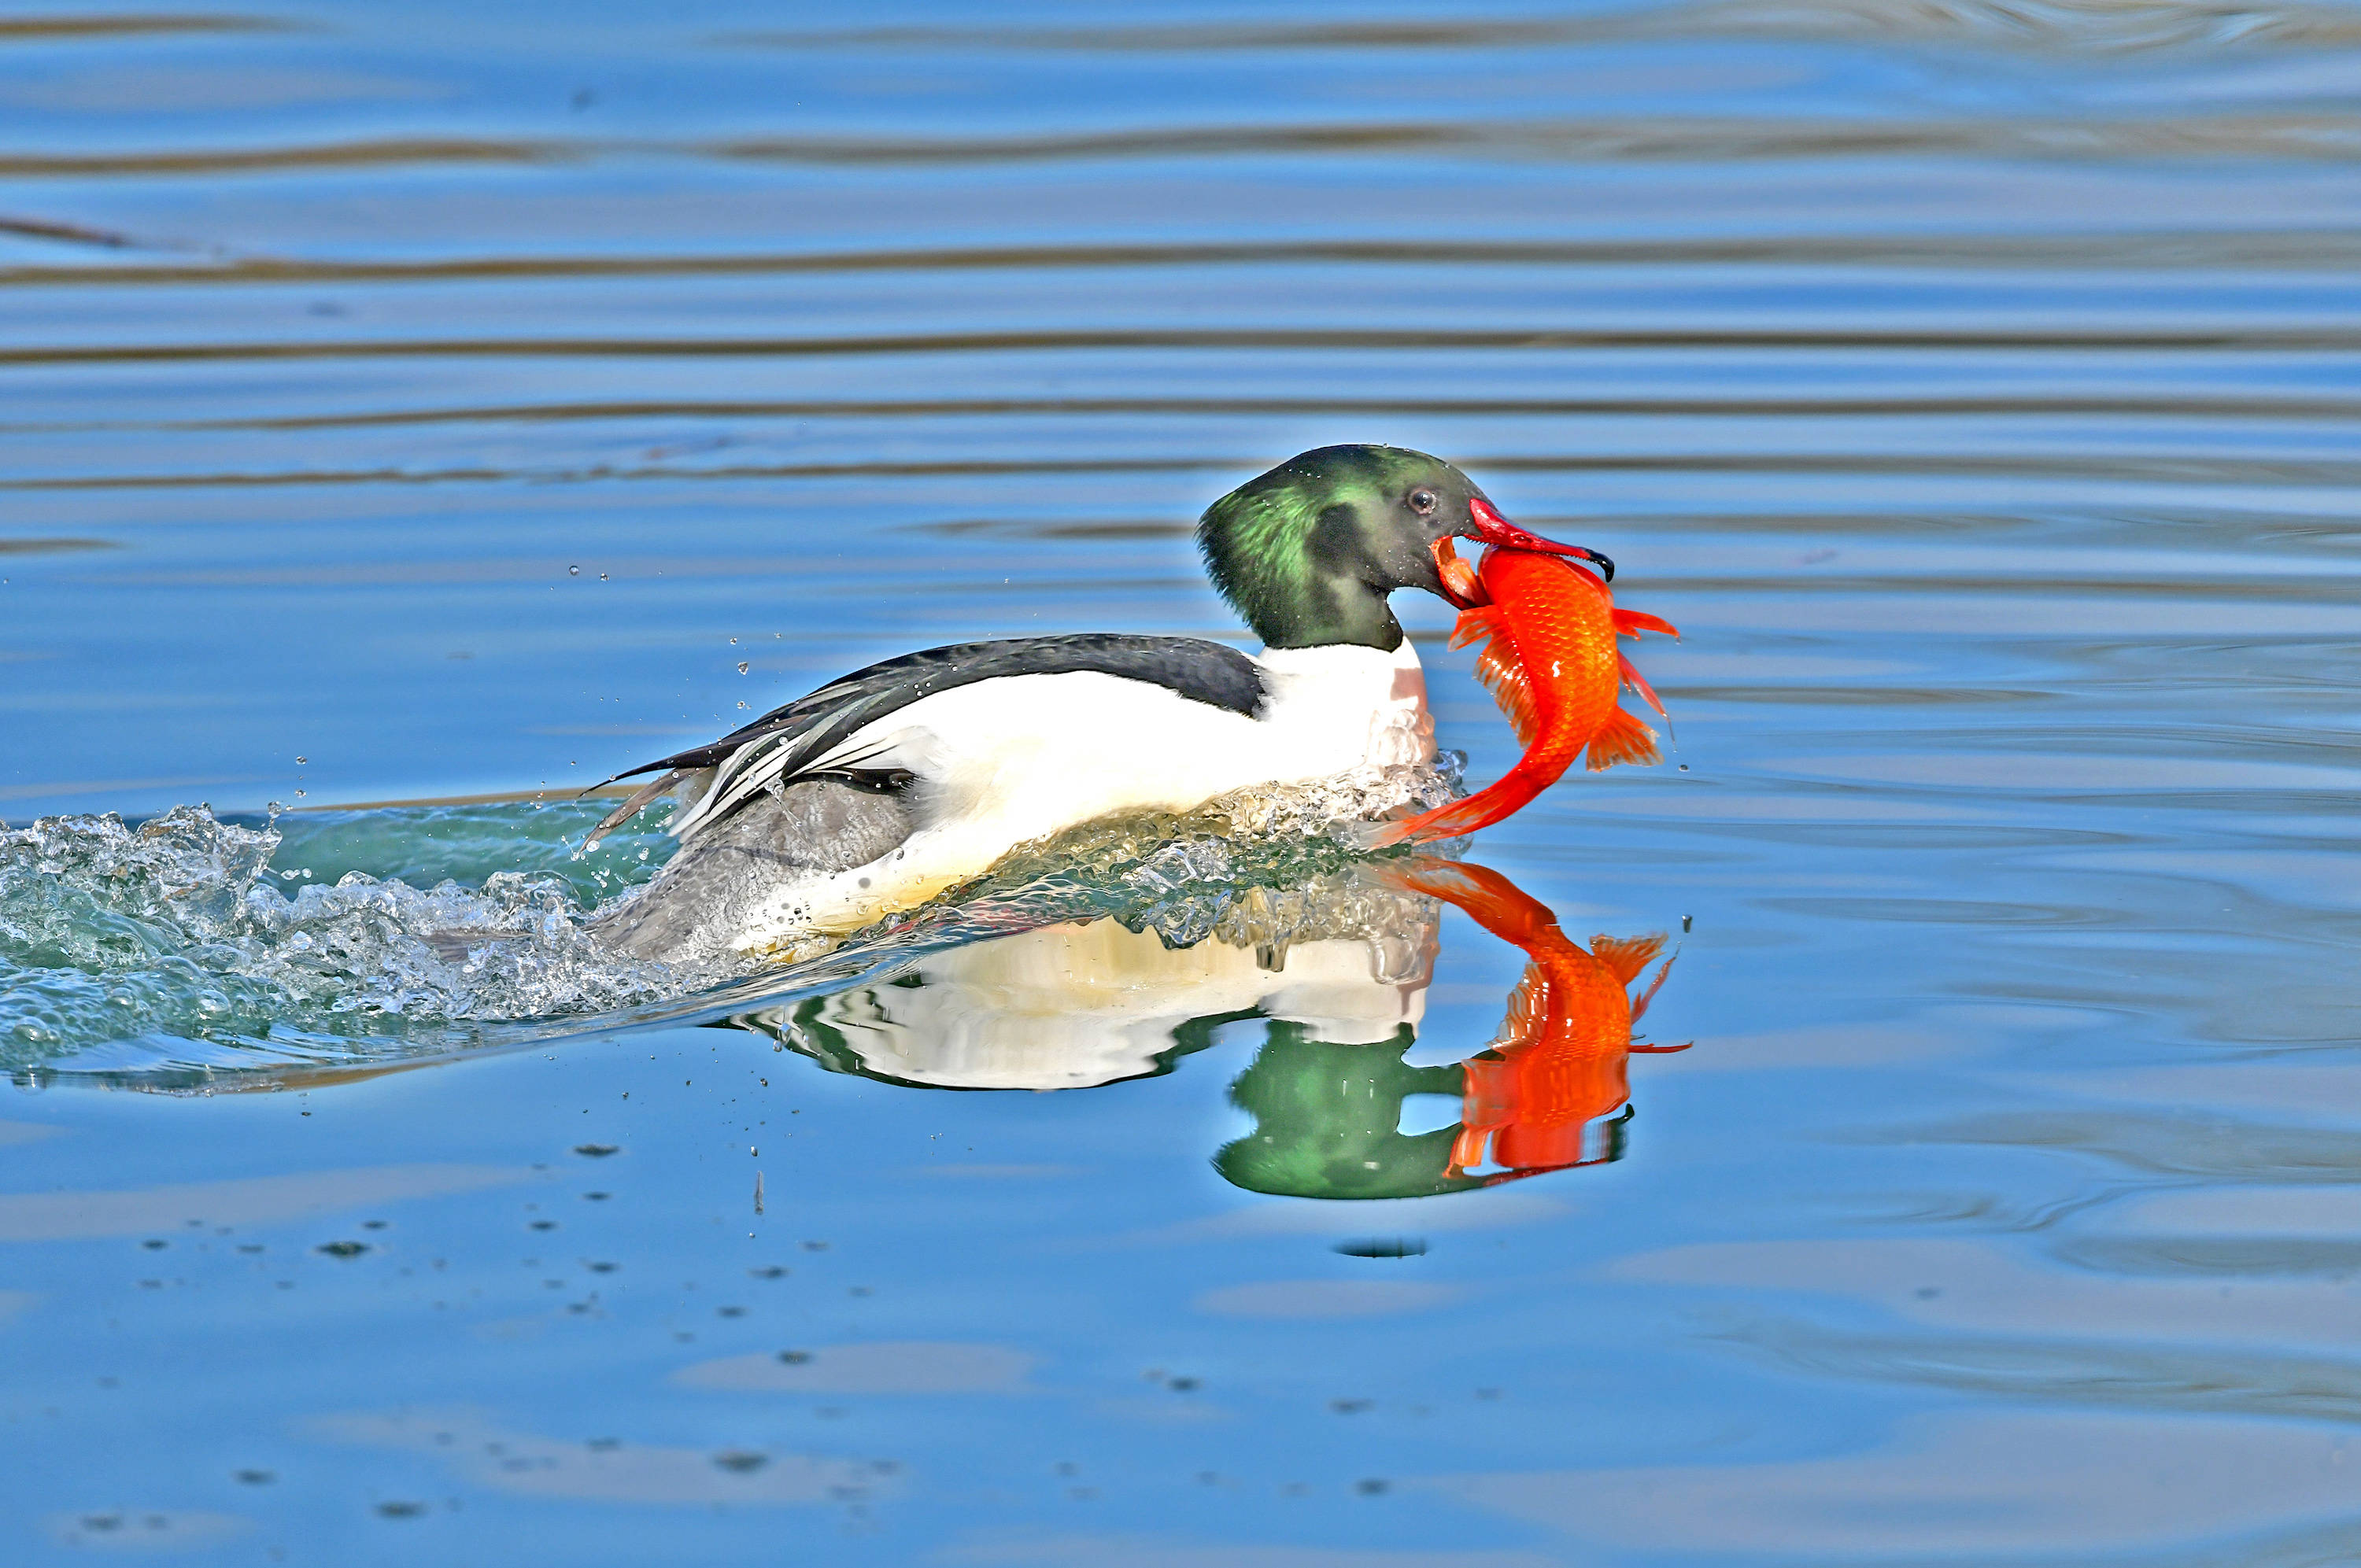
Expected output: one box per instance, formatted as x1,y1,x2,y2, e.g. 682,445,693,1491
1588,932,1665,987
1584,706,1661,771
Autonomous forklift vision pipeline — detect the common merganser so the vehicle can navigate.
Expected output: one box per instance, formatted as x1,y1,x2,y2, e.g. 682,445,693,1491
586,444,1609,958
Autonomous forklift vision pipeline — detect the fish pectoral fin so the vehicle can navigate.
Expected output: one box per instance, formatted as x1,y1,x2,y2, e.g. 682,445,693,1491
1613,609,1679,638
1588,932,1666,987
1472,642,1543,747
1451,602,1545,744
1583,706,1661,771
1447,605,1504,651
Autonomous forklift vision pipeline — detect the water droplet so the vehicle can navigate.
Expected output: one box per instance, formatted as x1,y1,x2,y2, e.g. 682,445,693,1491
1334,1237,1427,1259
736,662,750,674
729,636,738,644
294,756,306,765
568,565,581,576
1677,764,1689,772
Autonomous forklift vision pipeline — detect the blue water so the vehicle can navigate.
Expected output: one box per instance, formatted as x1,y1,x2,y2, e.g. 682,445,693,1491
8,1,2361,1562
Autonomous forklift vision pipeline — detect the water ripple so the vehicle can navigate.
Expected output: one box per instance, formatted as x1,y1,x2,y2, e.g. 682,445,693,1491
9,115,2361,177
731,0,2361,55
10,233,2361,286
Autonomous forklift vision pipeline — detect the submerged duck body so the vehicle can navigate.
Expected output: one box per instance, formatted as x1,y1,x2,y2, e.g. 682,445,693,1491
587,445,1610,960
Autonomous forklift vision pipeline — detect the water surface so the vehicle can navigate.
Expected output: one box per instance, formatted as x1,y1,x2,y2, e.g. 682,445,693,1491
6,2,2361,1562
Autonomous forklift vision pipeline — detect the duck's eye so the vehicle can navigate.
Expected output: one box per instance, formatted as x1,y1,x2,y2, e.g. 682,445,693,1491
1408,489,1439,515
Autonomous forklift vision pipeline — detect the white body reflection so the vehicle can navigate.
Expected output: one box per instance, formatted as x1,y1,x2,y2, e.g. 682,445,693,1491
739,880,1437,1091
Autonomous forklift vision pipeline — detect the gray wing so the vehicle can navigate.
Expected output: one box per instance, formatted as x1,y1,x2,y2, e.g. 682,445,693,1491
590,775,919,959
582,633,1265,850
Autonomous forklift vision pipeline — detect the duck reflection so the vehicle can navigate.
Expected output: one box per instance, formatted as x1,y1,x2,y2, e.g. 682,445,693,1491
730,857,1683,1199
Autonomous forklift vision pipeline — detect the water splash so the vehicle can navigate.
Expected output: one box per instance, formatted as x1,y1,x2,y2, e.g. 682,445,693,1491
809,754,1467,958
0,802,709,1078
0,755,1465,1087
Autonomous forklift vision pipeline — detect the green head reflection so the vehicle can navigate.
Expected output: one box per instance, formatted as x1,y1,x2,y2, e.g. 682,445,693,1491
1211,1023,1484,1199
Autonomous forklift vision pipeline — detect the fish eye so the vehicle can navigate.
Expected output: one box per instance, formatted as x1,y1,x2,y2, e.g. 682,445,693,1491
1408,489,1439,515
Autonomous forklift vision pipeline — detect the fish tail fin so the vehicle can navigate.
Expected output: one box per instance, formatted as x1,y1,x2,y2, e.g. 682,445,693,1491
1370,770,1545,847
1381,857,1562,950
1584,707,1661,771
1614,609,1679,638
1589,932,1666,987
1618,651,1667,718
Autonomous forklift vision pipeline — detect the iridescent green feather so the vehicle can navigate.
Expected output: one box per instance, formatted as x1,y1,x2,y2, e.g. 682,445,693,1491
1197,445,1476,650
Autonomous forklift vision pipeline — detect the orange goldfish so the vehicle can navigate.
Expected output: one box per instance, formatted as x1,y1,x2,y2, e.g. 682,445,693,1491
1380,857,1684,1176
1369,509,1676,847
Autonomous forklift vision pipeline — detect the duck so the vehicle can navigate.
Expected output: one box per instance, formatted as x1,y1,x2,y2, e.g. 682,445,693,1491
585,444,1611,960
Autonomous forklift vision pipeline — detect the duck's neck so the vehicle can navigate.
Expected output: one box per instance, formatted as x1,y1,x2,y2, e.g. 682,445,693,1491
1200,493,1408,651
1251,584,1402,652
1214,543,1404,651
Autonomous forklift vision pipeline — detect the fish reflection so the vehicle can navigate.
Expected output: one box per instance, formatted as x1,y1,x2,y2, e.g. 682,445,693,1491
730,858,1683,1199
1386,859,1683,1179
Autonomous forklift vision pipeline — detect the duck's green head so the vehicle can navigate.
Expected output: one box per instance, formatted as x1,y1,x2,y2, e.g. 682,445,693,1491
1196,444,1613,651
